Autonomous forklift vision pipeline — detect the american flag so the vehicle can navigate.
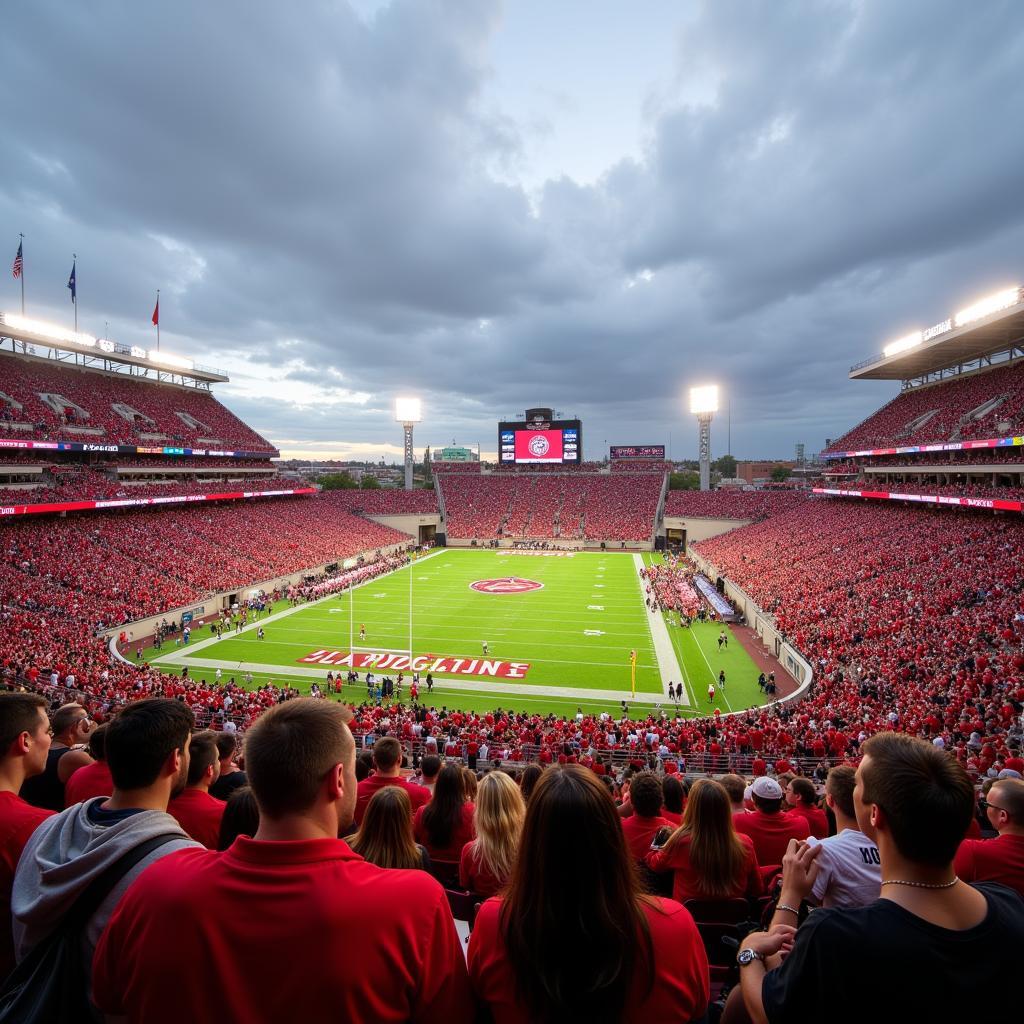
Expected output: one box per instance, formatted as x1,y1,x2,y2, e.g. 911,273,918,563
11,241,23,279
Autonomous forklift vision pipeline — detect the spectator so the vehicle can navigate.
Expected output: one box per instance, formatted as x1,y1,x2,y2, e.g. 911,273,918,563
12,699,199,989
804,765,881,909
414,763,475,862
350,786,430,871
620,771,672,861
419,754,441,795
646,779,761,903
954,778,1024,896
216,786,260,851
733,776,811,869
353,737,430,825
469,765,709,1022
167,731,226,850
460,772,525,898
0,693,55,978
662,775,686,826
209,732,247,801
785,778,829,840
19,703,94,812
719,773,748,814
92,699,472,1023
462,767,478,802
519,763,543,803
730,733,1024,1024
63,723,114,807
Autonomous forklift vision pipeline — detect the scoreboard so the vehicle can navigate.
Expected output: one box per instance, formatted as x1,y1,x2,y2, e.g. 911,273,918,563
610,445,665,460
499,412,582,464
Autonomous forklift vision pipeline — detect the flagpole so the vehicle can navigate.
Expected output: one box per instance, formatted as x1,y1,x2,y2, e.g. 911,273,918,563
156,289,160,350
72,254,77,333
18,234,24,316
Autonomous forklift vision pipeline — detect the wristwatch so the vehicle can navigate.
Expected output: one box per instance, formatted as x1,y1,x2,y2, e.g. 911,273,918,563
736,948,765,967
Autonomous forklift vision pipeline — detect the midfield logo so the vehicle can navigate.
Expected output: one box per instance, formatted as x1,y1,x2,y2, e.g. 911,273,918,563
469,577,544,594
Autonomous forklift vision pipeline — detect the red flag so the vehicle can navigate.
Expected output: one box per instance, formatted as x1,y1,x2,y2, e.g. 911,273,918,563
151,298,159,326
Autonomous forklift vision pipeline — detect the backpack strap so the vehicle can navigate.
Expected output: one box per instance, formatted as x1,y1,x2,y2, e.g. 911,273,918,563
66,833,183,930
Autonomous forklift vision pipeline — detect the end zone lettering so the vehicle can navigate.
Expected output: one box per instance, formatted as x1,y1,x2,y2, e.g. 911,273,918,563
299,649,531,680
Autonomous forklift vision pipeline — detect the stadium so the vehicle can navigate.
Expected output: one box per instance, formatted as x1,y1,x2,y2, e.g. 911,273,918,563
3,5,1024,1022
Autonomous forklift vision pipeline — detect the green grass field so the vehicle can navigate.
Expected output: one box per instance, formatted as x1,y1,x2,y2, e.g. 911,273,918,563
146,550,769,718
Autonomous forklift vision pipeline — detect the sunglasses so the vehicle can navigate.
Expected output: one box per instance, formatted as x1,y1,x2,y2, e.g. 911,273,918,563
979,799,1007,814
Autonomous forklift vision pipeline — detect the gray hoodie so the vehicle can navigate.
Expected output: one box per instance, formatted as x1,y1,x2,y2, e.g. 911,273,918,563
12,797,200,966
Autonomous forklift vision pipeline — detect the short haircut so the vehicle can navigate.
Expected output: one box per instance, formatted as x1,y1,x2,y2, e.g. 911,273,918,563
752,794,783,814
826,765,856,819
790,777,817,806
245,699,354,818
372,736,401,771
629,772,663,817
718,774,746,804
420,754,441,779
991,778,1024,823
0,693,47,752
87,723,107,761
106,699,195,791
186,731,219,787
215,732,237,760
860,732,974,866
50,703,87,737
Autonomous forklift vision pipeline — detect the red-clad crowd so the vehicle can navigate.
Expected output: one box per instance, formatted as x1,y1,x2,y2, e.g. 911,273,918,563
664,489,810,520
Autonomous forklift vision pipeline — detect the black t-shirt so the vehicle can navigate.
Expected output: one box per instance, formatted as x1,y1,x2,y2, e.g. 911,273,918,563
209,770,247,802
762,883,1024,1023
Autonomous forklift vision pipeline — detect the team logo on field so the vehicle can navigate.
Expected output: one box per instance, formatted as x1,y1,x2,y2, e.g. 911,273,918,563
528,436,550,457
470,577,544,594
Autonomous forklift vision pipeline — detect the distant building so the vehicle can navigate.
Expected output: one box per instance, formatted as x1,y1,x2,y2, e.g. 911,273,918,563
735,460,798,486
434,446,478,462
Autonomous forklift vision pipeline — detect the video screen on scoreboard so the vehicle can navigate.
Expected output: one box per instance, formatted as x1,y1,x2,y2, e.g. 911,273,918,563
499,421,581,464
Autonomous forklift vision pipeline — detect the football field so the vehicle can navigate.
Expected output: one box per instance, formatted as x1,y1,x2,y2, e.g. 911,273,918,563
148,550,768,718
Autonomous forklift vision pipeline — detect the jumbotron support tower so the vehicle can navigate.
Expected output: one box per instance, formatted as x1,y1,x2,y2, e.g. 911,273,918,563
394,398,422,491
689,386,719,492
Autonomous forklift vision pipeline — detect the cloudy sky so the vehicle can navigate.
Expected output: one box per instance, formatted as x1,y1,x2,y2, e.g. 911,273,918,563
3,1,1023,461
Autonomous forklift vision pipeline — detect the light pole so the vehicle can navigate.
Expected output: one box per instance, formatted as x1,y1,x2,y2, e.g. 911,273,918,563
689,385,719,492
394,397,422,491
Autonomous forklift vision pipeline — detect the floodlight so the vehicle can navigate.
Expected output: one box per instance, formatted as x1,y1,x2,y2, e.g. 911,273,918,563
954,287,1019,329
149,350,194,370
689,385,719,416
395,397,422,423
3,313,96,348
882,331,922,358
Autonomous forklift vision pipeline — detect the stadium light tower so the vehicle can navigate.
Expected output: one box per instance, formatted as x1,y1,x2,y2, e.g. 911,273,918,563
689,385,719,492
395,397,422,491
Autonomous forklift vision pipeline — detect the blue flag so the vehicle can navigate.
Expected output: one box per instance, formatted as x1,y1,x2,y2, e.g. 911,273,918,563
67,260,76,303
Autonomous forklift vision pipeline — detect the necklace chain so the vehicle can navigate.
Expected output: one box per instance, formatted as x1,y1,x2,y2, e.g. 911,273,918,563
881,877,959,890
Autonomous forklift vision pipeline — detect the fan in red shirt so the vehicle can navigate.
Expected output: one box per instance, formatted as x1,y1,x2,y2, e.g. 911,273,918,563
646,779,761,903
733,776,811,868
354,737,430,825
0,694,55,978
63,724,114,807
93,699,472,1024
460,771,525,898
620,772,672,860
954,779,1024,896
785,777,829,840
413,762,475,861
167,732,225,850
468,765,709,1023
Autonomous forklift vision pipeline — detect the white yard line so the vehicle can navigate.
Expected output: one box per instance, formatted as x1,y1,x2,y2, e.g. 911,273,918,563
632,554,689,706
687,628,733,712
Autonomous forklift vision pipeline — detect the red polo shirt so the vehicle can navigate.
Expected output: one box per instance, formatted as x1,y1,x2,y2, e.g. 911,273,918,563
93,836,472,1024
788,803,829,840
0,792,52,977
354,774,430,826
646,831,762,903
621,814,671,861
63,761,114,807
733,809,810,867
468,896,709,1023
413,801,475,861
167,788,226,850
954,834,1024,897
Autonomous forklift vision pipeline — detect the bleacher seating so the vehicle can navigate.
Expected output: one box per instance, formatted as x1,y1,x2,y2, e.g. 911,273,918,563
664,490,810,520
0,352,275,452
825,361,1024,453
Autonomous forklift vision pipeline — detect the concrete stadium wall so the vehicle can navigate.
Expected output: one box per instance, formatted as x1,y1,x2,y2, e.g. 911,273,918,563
663,516,753,542
687,547,814,702
365,513,442,534
107,539,415,645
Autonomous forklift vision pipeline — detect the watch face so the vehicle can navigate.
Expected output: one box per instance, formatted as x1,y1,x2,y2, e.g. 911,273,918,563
737,949,758,966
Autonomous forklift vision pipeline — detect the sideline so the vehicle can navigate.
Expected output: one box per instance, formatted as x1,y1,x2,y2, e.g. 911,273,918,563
632,554,690,705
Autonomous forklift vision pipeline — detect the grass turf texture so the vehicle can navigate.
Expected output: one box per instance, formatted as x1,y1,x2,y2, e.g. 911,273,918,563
144,551,768,719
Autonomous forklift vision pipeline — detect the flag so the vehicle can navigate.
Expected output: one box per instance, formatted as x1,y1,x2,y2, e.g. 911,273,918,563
630,649,637,697
67,260,76,304
11,241,22,279
151,297,159,325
